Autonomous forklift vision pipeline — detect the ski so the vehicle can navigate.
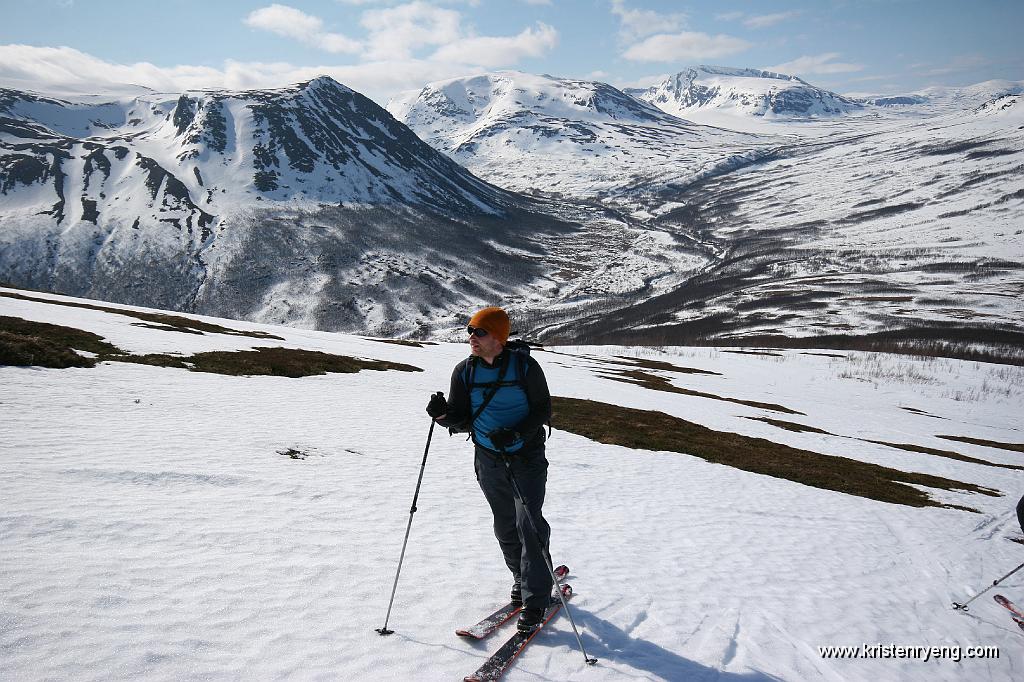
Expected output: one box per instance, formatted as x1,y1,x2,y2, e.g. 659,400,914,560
995,594,1024,618
994,594,1024,631
463,583,573,682
456,564,568,639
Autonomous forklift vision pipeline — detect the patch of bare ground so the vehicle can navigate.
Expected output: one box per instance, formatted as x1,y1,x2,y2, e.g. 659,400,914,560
721,349,784,357
610,356,721,375
364,338,437,348
122,347,422,378
801,352,847,359
603,368,803,415
743,416,832,434
936,436,1024,454
551,397,996,509
0,290,283,340
900,406,948,419
867,440,1024,471
0,315,421,377
0,316,120,368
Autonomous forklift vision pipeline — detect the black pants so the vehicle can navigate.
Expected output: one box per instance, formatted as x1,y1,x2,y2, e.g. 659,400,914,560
474,444,552,610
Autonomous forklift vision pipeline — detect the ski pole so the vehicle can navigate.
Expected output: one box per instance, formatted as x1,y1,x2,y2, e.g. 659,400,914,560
501,455,597,666
377,406,440,635
952,560,1024,611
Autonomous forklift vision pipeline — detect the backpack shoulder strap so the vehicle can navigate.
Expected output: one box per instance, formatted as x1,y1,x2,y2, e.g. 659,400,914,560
467,351,511,435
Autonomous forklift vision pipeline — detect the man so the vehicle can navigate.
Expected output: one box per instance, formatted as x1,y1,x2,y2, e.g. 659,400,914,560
426,306,554,632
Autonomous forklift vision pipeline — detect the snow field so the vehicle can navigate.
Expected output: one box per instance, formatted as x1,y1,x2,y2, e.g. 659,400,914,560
2,291,1023,680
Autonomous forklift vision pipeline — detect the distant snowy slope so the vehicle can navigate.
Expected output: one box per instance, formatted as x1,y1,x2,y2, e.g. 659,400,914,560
0,77,514,227
387,70,771,198
627,65,863,120
0,78,577,334
544,86,1024,353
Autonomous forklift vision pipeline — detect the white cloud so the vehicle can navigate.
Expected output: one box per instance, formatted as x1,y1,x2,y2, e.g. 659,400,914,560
0,40,554,105
242,2,551,69
714,11,744,21
245,4,361,54
743,12,799,29
847,74,891,83
913,54,990,77
0,45,218,93
611,0,686,44
763,52,863,75
430,22,557,67
1,2,560,104
623,31,751,62
360,1,462,60
614,72,670,90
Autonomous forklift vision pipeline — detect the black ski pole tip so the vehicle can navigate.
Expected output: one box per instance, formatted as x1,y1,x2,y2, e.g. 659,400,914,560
376,628,395,636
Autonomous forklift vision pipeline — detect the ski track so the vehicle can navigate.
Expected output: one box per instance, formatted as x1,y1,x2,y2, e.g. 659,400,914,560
1,289,1023,681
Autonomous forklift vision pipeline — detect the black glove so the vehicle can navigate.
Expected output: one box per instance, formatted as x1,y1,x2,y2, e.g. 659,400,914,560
426,392,447,418
488,427,520,450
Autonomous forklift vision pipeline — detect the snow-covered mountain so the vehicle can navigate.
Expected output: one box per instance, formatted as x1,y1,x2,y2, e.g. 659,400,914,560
386,70,770,199
2,72,1022,360
856,80,1024,116
627,65,863,120
533,88,1024,357
0,77,576,334
0,77,517,230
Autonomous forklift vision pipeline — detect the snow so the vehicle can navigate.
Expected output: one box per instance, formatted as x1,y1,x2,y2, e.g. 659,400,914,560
3,289,1023,681
386,70,768,200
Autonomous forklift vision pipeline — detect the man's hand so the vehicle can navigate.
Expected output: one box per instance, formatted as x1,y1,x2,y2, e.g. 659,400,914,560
426,392,447,419
488,427,520,450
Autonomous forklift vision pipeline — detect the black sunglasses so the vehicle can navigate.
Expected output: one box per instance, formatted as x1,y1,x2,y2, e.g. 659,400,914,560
467,326,489,337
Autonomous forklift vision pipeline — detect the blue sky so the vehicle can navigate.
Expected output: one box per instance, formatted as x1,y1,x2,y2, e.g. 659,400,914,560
1,0,1021,103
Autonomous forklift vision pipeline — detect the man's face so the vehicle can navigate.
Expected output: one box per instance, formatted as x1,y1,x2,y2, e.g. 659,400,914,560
469,328,503,357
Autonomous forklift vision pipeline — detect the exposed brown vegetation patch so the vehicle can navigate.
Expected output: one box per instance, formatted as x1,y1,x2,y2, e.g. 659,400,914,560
868,440,1024,471
611,355,721,375
937,435,1024,454
364,337,437,348
722,349,784,357
0,291,283,340
0,315,421,378
0,316,121,368
900,406,948,419
605,368,803,415
551,396,996,509
121,346,422,378
131,322,204,335
744,416,832,434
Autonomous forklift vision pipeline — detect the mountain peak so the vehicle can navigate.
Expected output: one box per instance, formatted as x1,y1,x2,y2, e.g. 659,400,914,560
628,65,859,119
297,75,352,95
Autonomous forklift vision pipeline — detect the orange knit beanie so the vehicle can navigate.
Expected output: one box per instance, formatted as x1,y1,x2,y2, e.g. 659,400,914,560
468,307,510,345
